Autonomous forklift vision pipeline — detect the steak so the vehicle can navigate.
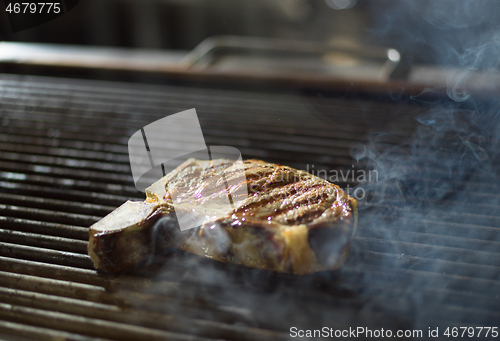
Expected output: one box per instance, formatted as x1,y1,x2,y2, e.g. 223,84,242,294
88,159,357,275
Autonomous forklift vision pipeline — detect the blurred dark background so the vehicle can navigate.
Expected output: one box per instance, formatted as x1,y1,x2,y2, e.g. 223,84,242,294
1,0,498,67
0,0,368,50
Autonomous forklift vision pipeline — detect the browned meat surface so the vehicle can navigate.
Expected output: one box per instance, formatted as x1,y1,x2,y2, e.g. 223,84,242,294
88,159,357,274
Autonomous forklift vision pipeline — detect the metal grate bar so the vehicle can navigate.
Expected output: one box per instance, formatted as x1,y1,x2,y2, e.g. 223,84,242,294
0,229,88,254
0,192,114,216
0,302,215,341
0,320,113,341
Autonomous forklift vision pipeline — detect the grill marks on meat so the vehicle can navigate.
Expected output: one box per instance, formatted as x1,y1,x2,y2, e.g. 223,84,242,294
235,163,337,226
88,159,357,275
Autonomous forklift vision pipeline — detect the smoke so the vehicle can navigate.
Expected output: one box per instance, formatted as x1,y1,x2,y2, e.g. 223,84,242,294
367,0,500,67
358,0,500,204
351,0,500,331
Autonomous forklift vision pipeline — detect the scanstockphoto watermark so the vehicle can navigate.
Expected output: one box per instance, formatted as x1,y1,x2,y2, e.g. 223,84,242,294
290,326,423,338
306,164,378,201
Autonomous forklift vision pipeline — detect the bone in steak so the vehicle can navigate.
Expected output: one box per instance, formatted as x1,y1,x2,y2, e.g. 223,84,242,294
88,159,358,275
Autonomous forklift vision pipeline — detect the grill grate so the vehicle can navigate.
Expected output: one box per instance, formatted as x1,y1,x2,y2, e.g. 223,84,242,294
0,74,499,340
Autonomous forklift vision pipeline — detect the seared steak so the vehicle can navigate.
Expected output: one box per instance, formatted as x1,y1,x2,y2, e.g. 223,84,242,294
88,159,357,275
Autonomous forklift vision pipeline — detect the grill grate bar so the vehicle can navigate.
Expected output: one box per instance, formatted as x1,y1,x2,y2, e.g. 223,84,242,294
357,250,500,280
0,192,114,216
379,205,500,226
0,170,138,199
363,217,500,241
0,160,134,186
0,181,134,206
341,265,500,299
0,270,107,302
0,216,88,240
355,236,500,267
0,150,131,174
358,227,500,253
0,256,141,289
0,320,113,341
159,252,500,299
0,204,100,227
0,302,217,341
0,242,94,269
0,141,130,164
0,132,127,155
0,229,88,254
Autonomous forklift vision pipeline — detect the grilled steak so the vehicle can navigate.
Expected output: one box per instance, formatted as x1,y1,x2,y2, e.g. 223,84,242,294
88,159,357,275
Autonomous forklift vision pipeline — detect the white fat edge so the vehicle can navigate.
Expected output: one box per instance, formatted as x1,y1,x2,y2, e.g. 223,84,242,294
90,200,161,233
